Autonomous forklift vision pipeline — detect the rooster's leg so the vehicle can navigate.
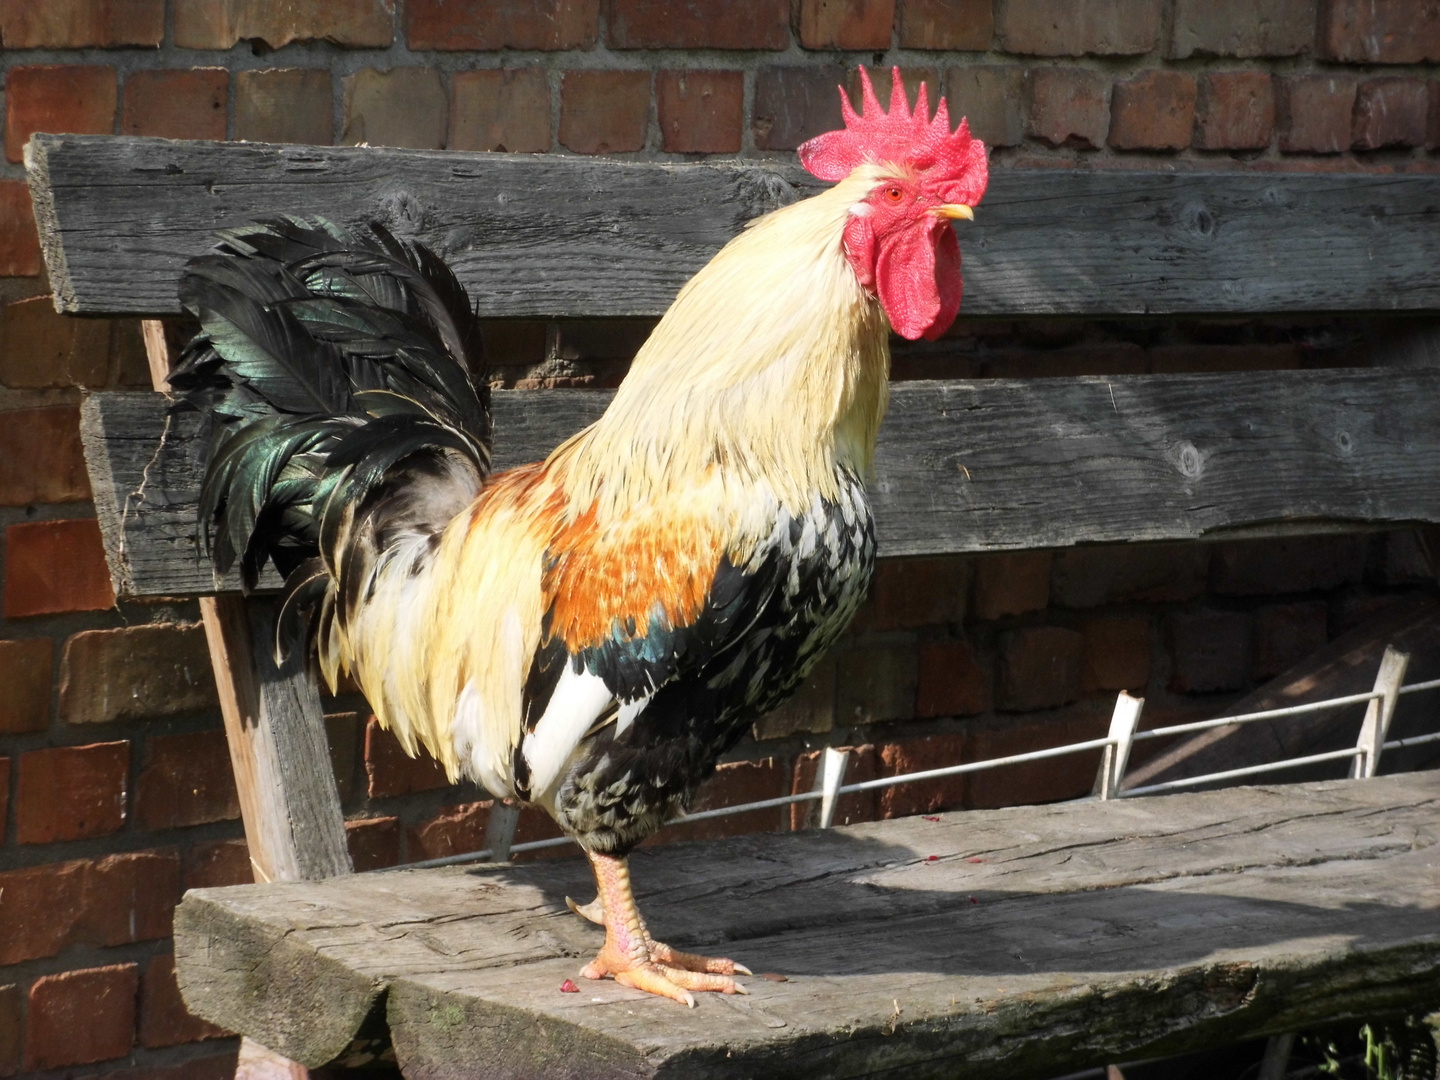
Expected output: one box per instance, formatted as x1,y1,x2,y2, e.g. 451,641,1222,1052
578,851,749,1006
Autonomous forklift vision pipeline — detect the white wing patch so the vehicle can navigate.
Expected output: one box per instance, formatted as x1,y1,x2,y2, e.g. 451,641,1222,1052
523,665,615,802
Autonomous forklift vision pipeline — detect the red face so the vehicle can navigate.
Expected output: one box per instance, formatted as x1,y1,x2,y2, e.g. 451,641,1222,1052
843,177,965,342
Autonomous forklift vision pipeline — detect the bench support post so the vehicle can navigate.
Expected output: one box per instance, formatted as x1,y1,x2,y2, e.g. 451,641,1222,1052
1351,645,1410,779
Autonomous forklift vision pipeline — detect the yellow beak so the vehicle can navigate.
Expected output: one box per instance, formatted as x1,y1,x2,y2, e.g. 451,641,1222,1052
932,204,975,221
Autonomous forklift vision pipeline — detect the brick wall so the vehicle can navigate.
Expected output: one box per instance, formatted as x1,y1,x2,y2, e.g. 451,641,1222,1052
1,1,1438,1075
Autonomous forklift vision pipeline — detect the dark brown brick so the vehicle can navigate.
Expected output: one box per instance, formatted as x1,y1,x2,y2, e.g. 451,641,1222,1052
753,654,835,739
1278,75,1358,154
1195,71,1275,150
1026,67,1110,149
84,849,181,945
0,296,111,388
0,637,52,734
325,711,363,803
174,0,393,49
122,68,227,141
408,0,597,49
999,0,1161,56
1168,610,1252,693
917,639,989,717
790,743,879,828
1210,536,1366,595
5,65,116,163
25,964,137,1070
365,715,449,798
0,758,8,841
184,839,253,889
946,65,1026,147
346,816,402,871
899,0,992,49
60,622,217,725
0,407,90,506
967,712,1107,808
1109,70,1196,151
342,68,447,150
1320,0,1440,63
1150,342,1300,373
409,799,490,861
657,70,743,154
235,69,332,145
1252,601,1328,680
1353,77,1429,150
0,983,19,1078
0,0,165,47
1051,542,1209,607
15,741,128,842
1429,81,1440,150
878,733,966,817
853,555,972,631
607,0,789,49
450,68,550,154
997,626,1084,711
1080,615,1150,692
972,551,1050,620
753,66,847,151
0,182,42,277
135,731,240,830
835,641,918,724
800,0,895,48
659,758,787,843
559,70,649,154
139,955,229,1048
1169,0,1314,58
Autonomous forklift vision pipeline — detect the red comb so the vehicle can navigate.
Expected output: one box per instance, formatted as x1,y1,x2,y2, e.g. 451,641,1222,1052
798,67,988,206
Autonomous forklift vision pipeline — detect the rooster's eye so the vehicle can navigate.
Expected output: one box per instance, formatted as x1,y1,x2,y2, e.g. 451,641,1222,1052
883,186,905,204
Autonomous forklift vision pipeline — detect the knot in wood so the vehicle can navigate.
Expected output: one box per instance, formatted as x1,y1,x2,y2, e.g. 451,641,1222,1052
1170,440,1207,480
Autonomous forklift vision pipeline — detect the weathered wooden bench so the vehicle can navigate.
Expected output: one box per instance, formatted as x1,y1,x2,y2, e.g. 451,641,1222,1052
27,132,1440,1078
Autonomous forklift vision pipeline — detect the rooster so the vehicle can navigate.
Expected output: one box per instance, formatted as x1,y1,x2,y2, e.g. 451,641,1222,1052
171,67,988,1006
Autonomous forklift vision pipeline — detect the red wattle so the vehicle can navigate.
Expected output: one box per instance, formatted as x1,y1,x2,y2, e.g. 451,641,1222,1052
874,221,963,341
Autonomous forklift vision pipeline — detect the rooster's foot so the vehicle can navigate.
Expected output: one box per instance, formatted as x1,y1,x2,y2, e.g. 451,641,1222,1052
646,938,751,977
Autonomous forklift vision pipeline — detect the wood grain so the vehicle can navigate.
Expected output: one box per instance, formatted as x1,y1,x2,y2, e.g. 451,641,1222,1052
82,367,1440,598
28,134,1440,318
172,772,1440,1077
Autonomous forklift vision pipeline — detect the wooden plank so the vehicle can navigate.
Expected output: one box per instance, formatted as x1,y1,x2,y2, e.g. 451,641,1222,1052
27,134,1440,318
172,772,1440,1077
81,366,1440,598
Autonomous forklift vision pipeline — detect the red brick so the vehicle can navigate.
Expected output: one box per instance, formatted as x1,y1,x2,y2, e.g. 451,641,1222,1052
408,0,597,49
364,715,449,798
916,639,989,718
0,296,112,388
999,0,1161,56
346,816,401,871
1195,72,1275,151
235,69,333,145
1026,67,1110,149
0,861,86,963
1167,610,1252,693
753,653,835,739
0,758,8,841
0,407,90,506
1353,78,1429,151
877,733,966,817
450,69,550,154
135,731,240,830
967,712,1107,808
1051,543,1209,607
1080,616,1150,693
139,955,228,1048
559,71,649,155
342,68,447,150
790,743,879,828
1278,76,1358,154
511,805,566,860
84,849,181,945
174,0,393,49
5,65,116,163
972,551,1050,620
660,758,787,843
835,641,918,724
1320,0,1440,62
0,983,19,1078
899,0,992,49
1109,70,1196,151
657,71,743,154
122,69,227,141
15,741,128,843
0,182,42,277
1169,0,1314,58
4,519,115,617
997,626,1084,711
0,637,52,733
853,555,972,631
754,66,847,151
25,964,137,1070
61,623,217,725
409,799,490,861
184,838,253,889
0,0,165,47
1211,536,1366,595
946,65,1026,147
799,0,895,49
1252,601,1328,680
607,0,789,49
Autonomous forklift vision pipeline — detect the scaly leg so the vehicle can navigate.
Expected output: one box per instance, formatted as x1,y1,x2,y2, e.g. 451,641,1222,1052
577,851,750,1006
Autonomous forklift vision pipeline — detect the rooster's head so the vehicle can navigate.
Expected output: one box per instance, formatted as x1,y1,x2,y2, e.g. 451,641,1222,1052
799,66,989,341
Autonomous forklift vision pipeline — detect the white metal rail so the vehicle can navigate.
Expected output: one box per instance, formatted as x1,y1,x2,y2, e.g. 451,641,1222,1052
381,644,1440,872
